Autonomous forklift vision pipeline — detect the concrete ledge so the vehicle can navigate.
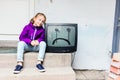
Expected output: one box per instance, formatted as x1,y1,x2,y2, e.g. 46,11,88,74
0,53,75,80
0,40,18,47
0,53,72,68
0,67,75,80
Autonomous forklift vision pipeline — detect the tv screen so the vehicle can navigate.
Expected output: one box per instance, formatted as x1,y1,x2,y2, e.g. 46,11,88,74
45,23,78,53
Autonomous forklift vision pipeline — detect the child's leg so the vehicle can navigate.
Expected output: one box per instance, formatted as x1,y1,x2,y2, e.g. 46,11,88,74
37,41,46,63
36,41,46,72
14,41,27,74
17,41,27,63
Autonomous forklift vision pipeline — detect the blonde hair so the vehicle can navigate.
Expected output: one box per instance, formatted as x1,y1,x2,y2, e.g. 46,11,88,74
30,13,46,24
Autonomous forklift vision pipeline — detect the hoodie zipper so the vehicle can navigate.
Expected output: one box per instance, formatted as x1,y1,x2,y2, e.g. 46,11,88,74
32,28,37,40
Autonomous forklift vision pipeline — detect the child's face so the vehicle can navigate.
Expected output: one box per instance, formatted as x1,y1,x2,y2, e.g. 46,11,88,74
33,15,46,27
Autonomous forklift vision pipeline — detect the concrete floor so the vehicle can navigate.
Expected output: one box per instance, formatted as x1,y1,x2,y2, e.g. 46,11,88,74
74,70,108,80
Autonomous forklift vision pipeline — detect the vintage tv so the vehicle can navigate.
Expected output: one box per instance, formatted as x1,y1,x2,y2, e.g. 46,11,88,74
45,23,78,53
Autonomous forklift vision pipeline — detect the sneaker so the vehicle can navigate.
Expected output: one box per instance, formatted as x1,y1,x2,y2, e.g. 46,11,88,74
13,65,23,74
36,64,45,72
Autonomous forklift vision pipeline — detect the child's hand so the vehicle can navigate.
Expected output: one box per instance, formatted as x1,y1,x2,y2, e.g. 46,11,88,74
31,40,36,46
31,40,39,46
34,40,39,45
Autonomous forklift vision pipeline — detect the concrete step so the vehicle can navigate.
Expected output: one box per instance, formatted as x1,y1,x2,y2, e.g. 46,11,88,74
0,53,75,80
0,67,75,80
0,40,18,47
0,52,72,68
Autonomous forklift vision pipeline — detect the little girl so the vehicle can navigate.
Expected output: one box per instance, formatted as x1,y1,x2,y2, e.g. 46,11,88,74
13,13,46,74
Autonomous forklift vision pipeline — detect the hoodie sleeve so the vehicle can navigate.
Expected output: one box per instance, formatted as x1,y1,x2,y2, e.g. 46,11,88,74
19,25,32,44
37,29,45,43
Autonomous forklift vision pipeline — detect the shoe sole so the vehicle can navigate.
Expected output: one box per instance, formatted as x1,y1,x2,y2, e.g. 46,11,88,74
13,71,21,74
36,68,45,72
39,69,46,72
13,69,23,74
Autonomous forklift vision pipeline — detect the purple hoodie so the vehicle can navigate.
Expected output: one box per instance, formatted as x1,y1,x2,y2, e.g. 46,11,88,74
19,22,45,44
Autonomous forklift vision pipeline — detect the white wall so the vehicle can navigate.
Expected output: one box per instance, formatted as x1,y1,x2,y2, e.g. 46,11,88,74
0,0,34,40
35,0,116,70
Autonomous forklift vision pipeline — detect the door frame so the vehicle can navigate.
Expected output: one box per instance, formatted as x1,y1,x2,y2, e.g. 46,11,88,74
112,0,120,53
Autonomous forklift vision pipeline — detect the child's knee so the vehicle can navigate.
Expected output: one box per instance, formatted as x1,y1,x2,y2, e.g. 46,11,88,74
18,41,26,46
40,41,46,46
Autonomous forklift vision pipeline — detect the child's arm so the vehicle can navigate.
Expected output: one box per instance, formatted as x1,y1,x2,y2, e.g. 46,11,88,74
19,26,32,44
37,29,45,43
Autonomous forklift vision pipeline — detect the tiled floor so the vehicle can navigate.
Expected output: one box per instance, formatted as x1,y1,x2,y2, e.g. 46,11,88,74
74,70,108,80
